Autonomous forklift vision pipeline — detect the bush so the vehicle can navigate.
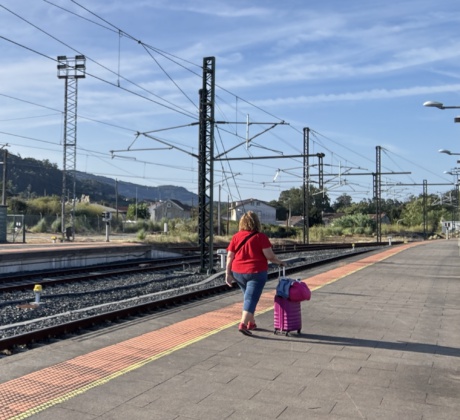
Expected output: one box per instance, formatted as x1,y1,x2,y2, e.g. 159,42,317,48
309,226,325,242
364,226,373,235
51,218,61,233
325,226,343,236
137,228,146,240
30,218,48,233
342,227,354,236
263,224,297,238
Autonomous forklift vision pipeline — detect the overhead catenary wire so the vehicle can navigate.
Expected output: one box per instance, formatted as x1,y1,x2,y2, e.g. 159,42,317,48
1,1,440,203
0,4,197,119
3,1,308,170
2,2,297,182
68,0,287,124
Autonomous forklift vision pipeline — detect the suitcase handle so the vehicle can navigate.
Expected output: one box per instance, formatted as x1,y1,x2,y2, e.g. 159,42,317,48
279,266,286,278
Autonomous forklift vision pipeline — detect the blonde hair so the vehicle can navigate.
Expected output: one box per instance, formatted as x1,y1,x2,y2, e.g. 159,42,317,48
239,211,261,232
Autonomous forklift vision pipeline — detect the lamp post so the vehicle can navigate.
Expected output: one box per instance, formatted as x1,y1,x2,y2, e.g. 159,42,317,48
424,101,460,124
439,113,460,227
439,149,460,156
423,101,460,110
443,168,460,237
427,96,460,234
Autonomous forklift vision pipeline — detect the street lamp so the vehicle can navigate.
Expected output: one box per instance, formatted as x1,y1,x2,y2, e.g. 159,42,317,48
439,149,460,156
424,101,460,124
443,168,460,237
444,170,460,176
423,101,460,110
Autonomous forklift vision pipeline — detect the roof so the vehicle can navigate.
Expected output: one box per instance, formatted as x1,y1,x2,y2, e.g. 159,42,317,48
231,198,275,210
289,216,304,226
149,199,191,211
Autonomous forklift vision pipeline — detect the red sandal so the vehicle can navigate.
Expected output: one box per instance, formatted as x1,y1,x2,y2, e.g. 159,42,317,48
238,322,252,336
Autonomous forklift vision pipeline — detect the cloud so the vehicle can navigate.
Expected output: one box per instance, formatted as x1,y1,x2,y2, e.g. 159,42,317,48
253,84,460,107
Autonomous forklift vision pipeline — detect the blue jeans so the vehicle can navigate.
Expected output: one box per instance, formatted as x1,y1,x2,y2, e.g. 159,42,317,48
232,271,267,314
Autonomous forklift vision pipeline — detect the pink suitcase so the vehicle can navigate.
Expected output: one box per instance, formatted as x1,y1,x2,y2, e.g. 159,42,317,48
274,295,302,335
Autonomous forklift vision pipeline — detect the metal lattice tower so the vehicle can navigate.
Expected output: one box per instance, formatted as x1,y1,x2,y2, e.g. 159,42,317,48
198,57,215,274
374,145,382,242
57,55,86,241
303,127,310,244
318,153,325,191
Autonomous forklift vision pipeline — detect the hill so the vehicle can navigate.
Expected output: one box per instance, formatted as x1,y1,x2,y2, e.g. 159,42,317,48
4,154,198,206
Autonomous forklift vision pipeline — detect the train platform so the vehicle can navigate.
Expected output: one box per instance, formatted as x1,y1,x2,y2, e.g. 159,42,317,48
0,237,180,275
1,239,459,419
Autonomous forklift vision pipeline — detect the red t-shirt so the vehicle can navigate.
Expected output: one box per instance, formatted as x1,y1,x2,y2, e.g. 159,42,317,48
227,231,272,273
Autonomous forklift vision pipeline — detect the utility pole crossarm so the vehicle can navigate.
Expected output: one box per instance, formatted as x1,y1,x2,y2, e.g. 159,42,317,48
322,171,411,176
384,183,453,186
214,121,288,160
141,132,199,158
215,153,324,161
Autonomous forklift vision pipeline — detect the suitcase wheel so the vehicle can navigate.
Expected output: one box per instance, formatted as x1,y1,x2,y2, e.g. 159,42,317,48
297,329,301,334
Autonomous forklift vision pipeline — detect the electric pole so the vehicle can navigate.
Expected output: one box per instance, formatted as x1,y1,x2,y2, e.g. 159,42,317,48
57,55,86,241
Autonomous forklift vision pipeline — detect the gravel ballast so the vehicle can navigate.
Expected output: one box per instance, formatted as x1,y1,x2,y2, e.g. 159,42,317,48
0,248,369,339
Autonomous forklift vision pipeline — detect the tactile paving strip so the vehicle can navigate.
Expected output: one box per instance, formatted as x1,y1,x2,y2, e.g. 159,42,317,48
0,242,419,419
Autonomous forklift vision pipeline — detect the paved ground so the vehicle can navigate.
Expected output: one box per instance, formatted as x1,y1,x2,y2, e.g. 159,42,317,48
0,239,459,419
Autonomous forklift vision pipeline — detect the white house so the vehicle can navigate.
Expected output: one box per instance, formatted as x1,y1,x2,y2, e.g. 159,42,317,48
149,199,191,222
230,199,277,224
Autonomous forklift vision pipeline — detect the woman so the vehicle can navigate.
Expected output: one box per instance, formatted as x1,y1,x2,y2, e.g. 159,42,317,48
226,211,286,335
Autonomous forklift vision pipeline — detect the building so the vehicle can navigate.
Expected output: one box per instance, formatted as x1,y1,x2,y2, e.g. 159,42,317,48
441,220,460,234
149,199,191,222
229,199,277,224
287,215,304,227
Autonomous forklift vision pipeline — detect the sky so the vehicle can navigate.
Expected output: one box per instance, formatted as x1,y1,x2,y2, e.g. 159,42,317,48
1,0,460,206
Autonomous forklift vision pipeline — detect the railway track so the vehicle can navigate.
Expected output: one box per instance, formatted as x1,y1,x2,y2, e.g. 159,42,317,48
0,255,204,293
0,244,387,353
0,241,388,292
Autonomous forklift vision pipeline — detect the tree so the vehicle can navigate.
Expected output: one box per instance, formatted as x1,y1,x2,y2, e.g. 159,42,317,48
126,203,150,220
332,193,353,212
343,198,375,215
279,187,304,217
380,198,403,223
309,186,332,225
400,194,445,232
276,185,332,225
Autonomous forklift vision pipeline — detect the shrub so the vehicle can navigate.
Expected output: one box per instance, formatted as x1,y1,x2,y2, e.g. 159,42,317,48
342,227,354,236
262,224,297,238
364,226,373,235
137,228,146,240
51,218,61,233
309,226,325,242
30,218,48,233
325,226,343,236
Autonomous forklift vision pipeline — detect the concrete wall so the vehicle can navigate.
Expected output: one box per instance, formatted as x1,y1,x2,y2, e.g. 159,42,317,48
0,244,181,275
